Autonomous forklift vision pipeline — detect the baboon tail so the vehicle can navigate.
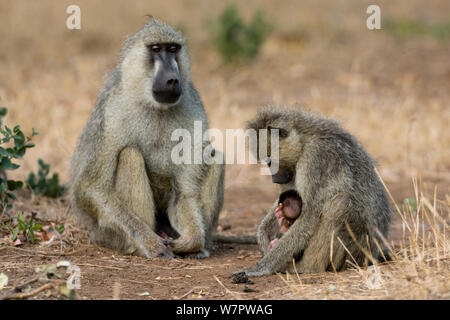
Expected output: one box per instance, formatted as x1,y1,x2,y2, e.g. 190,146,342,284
213,234,257,244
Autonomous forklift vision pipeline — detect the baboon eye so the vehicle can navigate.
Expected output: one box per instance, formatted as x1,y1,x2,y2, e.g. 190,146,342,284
150,45,161,53
168,45,180,53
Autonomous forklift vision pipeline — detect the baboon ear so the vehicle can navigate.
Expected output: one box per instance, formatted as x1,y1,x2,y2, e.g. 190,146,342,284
267,126,289,138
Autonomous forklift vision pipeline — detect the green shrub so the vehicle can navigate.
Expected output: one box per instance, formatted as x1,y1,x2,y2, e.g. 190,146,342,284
27,158,66,198
211,4,272,63
0,107,38,213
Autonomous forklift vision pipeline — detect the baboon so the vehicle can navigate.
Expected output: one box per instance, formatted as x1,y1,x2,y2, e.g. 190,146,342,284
70,18,225,259
234,105,391,276
268,190,302,251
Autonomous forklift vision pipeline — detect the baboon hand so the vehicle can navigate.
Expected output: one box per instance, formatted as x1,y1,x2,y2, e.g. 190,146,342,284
136,237,175,259
231,264,272,278
268,238,279,251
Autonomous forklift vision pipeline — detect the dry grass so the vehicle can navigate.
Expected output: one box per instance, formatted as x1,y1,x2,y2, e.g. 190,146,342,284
0,0,449,300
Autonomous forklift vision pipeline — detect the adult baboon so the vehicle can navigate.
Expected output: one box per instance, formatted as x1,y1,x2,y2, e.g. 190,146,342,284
234,105,391,276
70,18,224,259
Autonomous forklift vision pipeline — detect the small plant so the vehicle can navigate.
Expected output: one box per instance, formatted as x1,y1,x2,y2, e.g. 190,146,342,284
0,107,38,213
2,214,65,244
27,159,66,198
211,4,272,63
11,212,43,244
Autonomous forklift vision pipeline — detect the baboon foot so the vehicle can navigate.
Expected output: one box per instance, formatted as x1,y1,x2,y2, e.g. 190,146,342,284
168,234,203,254
134,238,175,259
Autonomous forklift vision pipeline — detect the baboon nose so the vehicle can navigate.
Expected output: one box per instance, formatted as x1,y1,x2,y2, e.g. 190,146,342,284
167,78,179,87
152,75,182,104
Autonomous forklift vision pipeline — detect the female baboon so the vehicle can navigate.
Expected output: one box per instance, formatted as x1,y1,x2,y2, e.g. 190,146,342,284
235,105,391,276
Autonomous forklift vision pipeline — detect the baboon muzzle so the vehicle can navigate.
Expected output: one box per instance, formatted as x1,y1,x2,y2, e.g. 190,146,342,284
271,166,294,184
152,62,182,104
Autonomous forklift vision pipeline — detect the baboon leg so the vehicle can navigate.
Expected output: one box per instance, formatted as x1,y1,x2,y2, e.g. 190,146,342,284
168,154,224,259
288,225,346,274
201,158,225,249
114,147,156,229
91,147,158,255
289,193,352,274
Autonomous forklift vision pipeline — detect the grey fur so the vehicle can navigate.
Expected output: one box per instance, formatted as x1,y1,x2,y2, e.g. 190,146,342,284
235,105,391,276
70,19,224,259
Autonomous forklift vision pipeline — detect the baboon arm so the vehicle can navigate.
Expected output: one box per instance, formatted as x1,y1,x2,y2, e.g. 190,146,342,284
168,194,206,253
256,201,279,254
166,165,207,252
240,206,319,277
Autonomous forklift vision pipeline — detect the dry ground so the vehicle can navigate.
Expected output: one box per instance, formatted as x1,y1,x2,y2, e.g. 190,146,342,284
0,0,449,299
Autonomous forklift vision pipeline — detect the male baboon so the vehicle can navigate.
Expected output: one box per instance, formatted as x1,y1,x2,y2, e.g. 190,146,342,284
268,190,302,251
70,18,225,259
235,105,391,276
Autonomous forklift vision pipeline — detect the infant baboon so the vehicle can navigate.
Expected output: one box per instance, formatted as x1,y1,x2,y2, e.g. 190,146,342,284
70,18,225,259
268,190,302,250
235,105,391,276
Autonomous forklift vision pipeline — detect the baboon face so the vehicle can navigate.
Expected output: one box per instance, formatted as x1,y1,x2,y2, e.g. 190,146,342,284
147,43,182,104
120,20,189,109
258,124,299,184
247,108,306,184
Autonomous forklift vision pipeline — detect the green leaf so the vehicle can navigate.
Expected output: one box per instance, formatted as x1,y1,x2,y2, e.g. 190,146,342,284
5,192,17,201
0,147,16,157
12,226,19,241
29,230,35,243
13,131,26,149
1,158,20,170
17,212,25,230
56,224,65,233
24,143,35,148
7,180,23,191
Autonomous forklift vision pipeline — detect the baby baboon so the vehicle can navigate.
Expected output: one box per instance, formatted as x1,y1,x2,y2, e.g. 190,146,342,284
268,190,302,251
70,18,225,259
235,105,391,276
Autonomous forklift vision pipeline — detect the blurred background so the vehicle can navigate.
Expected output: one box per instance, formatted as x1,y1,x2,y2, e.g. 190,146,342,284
0,0,449,201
